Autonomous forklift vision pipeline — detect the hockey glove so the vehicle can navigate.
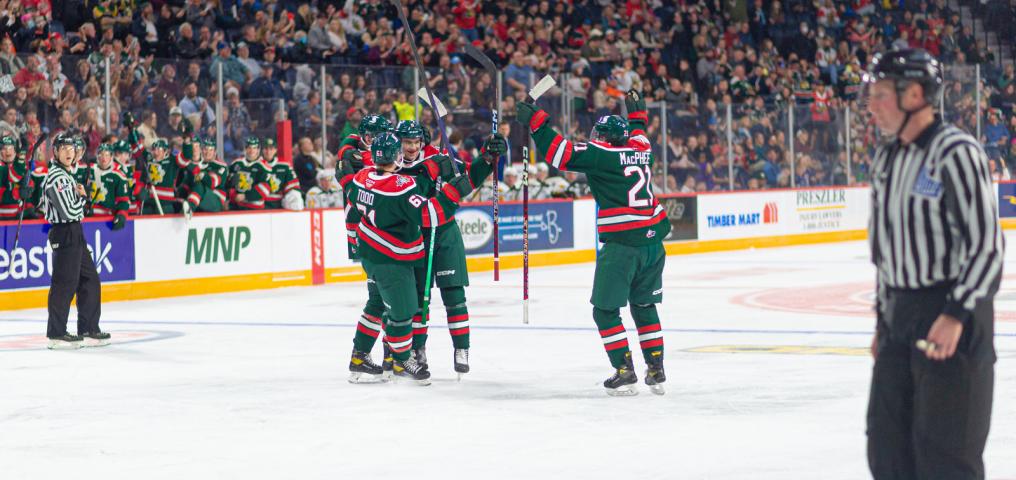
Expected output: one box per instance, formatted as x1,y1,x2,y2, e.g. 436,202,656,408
122,111,136,129
625,89,646,113
431,154,456,181
179,117,194,137
480,133,507,164
138,165,151,184
17,183,31,202
341,148,364,172
112,213,127,231
516,102,538,128
448,174,474,199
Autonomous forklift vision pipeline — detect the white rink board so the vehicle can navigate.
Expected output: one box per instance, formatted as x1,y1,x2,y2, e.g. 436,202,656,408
696,186,869,240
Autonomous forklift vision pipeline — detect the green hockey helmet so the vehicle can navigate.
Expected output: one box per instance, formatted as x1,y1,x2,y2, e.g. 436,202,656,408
262,137,277,149
245,136,261,148
152,138,169,150
358,115,392,142
200,137,216,148
0,135,16,147
394,120,431,144
370,132,402,167
591,115,630,146
113,139,130,153
98,143,114,154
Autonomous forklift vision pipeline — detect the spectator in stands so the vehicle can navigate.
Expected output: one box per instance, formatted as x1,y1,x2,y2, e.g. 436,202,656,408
209,42,248,88
179,81,215,128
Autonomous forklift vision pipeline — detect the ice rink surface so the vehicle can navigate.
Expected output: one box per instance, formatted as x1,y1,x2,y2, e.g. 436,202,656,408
2,239,1015,480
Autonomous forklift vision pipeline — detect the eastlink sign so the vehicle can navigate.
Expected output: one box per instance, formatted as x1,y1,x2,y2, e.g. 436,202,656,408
0,221,136,290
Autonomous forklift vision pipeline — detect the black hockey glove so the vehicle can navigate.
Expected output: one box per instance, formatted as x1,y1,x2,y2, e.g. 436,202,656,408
516,102,539,128
448,174,473,199
480,133,507,164
342,148,364,172
431,154,456,181
112,213,127,231
625,89,646,113
122,111,137,129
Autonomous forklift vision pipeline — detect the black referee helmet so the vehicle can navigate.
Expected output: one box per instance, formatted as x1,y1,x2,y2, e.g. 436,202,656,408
865,48,943,136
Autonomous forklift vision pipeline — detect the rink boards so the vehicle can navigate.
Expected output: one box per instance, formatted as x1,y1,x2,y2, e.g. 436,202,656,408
0,184,974,310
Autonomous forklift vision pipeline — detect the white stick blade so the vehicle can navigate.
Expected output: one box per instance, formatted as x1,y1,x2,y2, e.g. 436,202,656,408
529,75,557,101
416,88,448,117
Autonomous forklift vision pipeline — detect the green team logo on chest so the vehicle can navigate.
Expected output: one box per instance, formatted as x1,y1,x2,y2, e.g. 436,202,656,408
619,151,651,166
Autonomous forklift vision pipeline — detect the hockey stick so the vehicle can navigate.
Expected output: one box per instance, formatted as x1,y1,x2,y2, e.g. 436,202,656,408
11,135,46,252
521,75,558,325
463,42,502,281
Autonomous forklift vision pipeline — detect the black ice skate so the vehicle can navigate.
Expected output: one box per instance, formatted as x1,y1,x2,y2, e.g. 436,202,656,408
81,331,111,348
412,346,428,371
348,349,386,384
645,350,666,395
47,334,83,350
381,342,394,380
604,351,638,396
454,348,469,380
393,356,431,386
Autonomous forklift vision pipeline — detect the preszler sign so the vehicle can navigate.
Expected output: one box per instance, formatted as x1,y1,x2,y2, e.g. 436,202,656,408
796,189,846,206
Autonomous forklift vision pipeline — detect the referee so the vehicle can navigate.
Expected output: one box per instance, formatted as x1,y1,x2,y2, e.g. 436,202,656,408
41,133,110,350
865,49,1002,479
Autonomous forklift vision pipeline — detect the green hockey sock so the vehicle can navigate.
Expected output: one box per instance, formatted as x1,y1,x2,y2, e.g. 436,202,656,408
385,313,414,361
352,313,383,353
631,304,663,362
441,287,469,349
593,306,629,368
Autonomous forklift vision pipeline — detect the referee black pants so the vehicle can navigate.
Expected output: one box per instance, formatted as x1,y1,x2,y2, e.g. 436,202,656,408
46,222,102,338
867,284,995,480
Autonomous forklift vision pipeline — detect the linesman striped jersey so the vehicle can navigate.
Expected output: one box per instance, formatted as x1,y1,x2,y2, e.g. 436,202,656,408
528,108,670,246
41,163,85,223
869,117,1005,323
344,168,464,266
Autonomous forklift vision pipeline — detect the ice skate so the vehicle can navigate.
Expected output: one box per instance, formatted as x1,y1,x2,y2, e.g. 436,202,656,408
81,331,111,347
412,346,428,371
604,352,638,396
381,342,395,380
644,350,666,395
47,334,83,350
454,348,469,380
348,349,386,384
393,356,431,386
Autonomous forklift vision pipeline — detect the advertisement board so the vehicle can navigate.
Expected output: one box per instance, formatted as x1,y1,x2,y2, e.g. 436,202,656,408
0,220,136,290
697,191,785,240
998,182,1016,218
659,195,697,241
456,201,574,254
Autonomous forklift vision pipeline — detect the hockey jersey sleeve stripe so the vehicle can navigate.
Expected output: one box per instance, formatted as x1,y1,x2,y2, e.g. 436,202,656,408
421,197,450,228
598,204,662,218
440,182,461,204
529,109,549,133
210,172,222,189
628,110,648,124
358,221,425,251
358,231,426,262
597,212,666,233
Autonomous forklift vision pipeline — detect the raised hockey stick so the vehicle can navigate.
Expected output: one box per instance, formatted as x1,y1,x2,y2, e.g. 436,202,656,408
463,42,502,281
12,135,46,252
521,75,558,325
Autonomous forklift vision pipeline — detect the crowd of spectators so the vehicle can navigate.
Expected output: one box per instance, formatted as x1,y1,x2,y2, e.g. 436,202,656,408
0,0,1014,201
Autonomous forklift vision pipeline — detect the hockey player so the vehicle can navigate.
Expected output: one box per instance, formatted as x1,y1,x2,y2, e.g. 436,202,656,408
260,138,301,210
516,90,670,396
87,143,131,230
345,132,475,385
112,140,140,213
337,114,391,187
391,119,505,375
228,137,271,211
140,138,191,216
306,169,343,209
500,166,524,201
179,137,229,213
0,135,27,220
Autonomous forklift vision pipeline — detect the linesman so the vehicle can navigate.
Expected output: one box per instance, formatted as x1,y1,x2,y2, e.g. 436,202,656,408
41,133,110,350
865,48,1002,479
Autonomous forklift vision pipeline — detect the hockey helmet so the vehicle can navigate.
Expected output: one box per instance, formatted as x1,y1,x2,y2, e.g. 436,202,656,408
200,137,216,148
0,135,16,147
262,137,277,149
152,138,169,150
245,136,261,148
98,143,114,154
591,115,629,146
358,115,393,143
113,139,130,153
394,120,431,145
370,132,402,167
864,48,942,109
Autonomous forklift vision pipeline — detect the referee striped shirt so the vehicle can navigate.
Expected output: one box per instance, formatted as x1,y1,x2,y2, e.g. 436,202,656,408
41,164,85,224
869,117,1005,323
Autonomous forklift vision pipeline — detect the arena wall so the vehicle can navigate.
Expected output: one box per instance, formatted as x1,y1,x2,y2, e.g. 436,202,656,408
4,184,1015,311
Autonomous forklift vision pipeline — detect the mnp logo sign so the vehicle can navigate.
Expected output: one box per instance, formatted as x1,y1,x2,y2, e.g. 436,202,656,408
0,220,136,290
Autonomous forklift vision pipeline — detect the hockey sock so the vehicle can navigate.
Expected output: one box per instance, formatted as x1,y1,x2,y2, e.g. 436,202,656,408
631,304,664,362
361,284,387,351
411,309,428,349
384,313,414,361
593,307,630,368
441,287,469,349
353,313,383,353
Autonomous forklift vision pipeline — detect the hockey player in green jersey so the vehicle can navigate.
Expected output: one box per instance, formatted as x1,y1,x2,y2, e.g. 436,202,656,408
0,134,27,220
345,132,475,385
87,143,131,230
179,137,229,213
140,138,191,216
112,140,141,213
228,137,271,210
516,89,670,396
337,114,390,188
260,138,301,209
389,119,505,375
